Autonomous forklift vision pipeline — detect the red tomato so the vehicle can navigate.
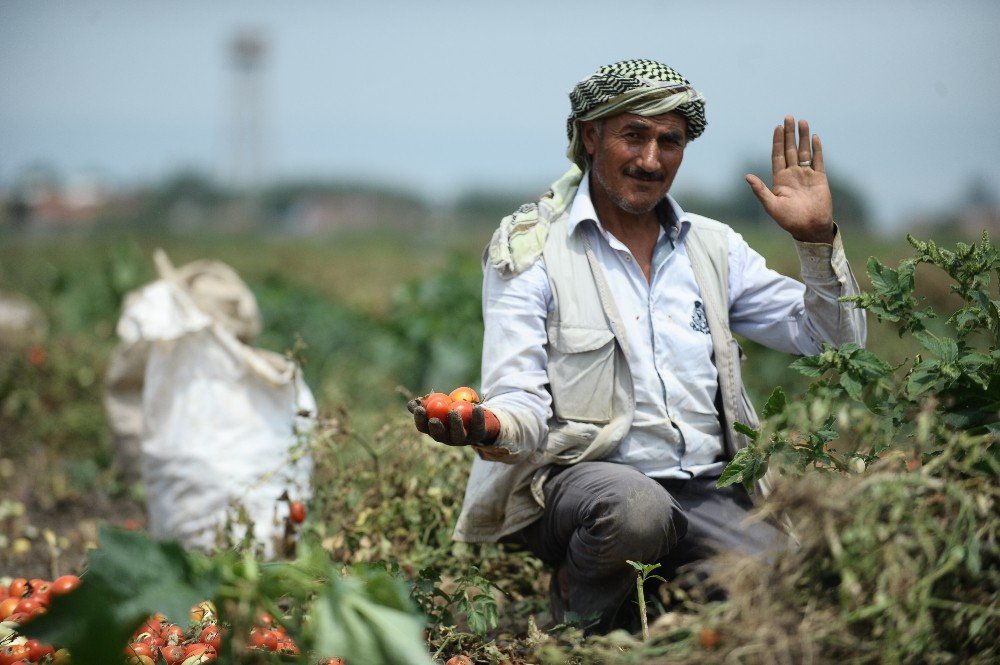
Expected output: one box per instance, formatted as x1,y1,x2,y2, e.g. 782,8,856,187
449,400,475,427
50,575,81,596
289,500,307,524
184,643,217,658
161,623,186,645
14,597,42,616
125,643,154,659
0,645,31,665
23,639,54,661
160,645,186,665
699,627,719,650
200,625,223,650
323,659,346,665
423,396,454,422
449,387,480,403
446,656,474,665
27,579,52,605
249,627,278,651
423,391,450,403
7,578,27,599
0,597,18,619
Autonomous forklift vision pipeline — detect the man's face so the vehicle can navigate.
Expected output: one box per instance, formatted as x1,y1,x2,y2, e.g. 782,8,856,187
582,112,687,216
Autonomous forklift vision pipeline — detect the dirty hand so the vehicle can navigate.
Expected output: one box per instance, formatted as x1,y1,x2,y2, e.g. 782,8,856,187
407,397,500,447
745,115,835,244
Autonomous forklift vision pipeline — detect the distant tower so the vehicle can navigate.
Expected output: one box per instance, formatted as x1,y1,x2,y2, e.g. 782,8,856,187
228,30,267,191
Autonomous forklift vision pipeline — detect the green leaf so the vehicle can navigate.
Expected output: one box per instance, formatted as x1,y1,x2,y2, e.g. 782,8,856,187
840,373,864,401
791,355,827,377
718,446,754,488
762,387,787,418
308,570,433,665
733,421,759,441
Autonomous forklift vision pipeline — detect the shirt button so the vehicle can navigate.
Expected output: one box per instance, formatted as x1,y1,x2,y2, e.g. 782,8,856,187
625,256,632,262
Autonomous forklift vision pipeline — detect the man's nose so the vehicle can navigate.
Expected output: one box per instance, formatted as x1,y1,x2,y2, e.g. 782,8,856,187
637,140,659,170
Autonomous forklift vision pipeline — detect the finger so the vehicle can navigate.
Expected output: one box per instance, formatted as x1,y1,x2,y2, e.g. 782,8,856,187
812,134,825,173
412,406,429,433
427,416,448,442
745,174,776,210
770,124,784,174
467,405,487,442
797,119,811,166
406,398,421,415
446,410,468,445
783,116,798,170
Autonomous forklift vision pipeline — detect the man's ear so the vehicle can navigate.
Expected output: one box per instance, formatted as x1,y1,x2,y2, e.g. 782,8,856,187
580,120,600,157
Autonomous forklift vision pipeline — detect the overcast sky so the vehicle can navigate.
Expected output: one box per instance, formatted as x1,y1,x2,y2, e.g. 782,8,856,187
2,0,998,232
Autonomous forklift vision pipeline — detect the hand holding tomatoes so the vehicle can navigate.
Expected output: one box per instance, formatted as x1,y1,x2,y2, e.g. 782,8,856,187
408,387,499,446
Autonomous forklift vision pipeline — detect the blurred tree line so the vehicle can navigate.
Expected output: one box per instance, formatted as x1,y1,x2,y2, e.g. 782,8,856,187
8,159,998,237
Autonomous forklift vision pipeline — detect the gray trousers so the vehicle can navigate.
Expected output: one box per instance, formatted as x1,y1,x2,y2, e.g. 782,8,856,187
510,461,783,633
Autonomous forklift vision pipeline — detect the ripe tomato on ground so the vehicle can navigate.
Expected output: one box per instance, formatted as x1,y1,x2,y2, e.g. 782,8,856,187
0,597,18,619
183,643,217,663
7,578,27,599
0,644,31,665
50,575,81,596
160,645,186,665
289,500,307,524
446,656,474,665
23,640,54,661
200,625,223,650
249,627,278,651
699,627,719,649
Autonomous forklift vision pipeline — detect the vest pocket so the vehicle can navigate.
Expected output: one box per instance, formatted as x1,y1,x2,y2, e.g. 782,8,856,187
547,325,616,423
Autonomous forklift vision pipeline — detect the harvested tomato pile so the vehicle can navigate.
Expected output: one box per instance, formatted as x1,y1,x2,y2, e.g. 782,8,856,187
1,575,80,663
0,578,346,665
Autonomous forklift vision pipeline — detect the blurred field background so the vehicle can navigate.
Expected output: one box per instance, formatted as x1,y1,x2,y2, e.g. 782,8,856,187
0,191,978,517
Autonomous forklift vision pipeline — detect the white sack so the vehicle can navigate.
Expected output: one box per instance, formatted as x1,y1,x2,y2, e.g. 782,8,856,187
111,252,314,557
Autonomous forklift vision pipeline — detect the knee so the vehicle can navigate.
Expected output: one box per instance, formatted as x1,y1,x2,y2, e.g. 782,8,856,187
584,482,685,563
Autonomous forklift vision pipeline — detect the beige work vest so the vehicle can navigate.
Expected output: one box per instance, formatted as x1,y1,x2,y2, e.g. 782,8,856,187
540,212,758,466
453,209,760,542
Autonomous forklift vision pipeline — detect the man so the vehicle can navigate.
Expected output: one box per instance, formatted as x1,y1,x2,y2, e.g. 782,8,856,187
409,59,866,633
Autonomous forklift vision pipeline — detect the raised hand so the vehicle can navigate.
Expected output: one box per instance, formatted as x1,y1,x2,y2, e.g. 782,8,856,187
745,116,835,244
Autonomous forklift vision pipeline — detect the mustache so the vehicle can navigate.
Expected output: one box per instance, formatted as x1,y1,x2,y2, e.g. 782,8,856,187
623,167,665,182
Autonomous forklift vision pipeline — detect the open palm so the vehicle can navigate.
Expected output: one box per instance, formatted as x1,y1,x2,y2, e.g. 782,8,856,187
746,116,835,244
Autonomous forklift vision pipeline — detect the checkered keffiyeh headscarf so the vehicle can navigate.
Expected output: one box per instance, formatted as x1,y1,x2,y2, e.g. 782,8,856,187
566,59,707,170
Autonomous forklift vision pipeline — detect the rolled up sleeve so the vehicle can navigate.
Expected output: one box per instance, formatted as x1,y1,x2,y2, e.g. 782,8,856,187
729,226,867,355
478,261,552,462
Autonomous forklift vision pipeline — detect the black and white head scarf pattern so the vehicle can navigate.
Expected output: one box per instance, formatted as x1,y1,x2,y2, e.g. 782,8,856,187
566,59,707,170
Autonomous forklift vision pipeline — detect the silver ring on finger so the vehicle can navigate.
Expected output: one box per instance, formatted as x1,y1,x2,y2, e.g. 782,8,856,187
798,160,812,167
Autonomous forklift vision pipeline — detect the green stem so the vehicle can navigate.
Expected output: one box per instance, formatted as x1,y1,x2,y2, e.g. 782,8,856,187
637,574,649,641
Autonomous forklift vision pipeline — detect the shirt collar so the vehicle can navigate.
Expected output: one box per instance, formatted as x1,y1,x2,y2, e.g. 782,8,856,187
567,170,692,243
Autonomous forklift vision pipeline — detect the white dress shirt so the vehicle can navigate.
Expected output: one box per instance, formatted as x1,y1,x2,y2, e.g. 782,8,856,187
480,171,857,479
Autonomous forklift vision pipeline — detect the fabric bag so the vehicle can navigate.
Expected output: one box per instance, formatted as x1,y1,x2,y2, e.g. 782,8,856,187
105,250,314,557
